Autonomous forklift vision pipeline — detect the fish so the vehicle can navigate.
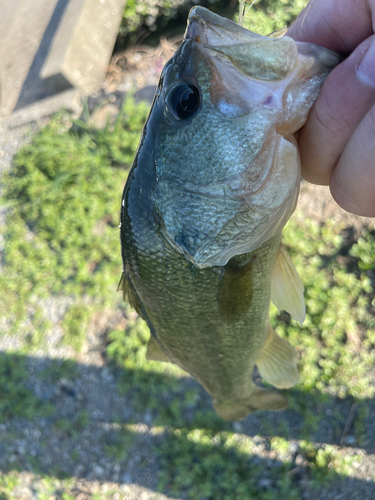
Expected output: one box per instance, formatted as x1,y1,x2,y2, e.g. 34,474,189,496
119,7,340,420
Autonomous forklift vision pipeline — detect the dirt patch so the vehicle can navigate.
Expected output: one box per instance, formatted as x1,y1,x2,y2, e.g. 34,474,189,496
297,182,374,235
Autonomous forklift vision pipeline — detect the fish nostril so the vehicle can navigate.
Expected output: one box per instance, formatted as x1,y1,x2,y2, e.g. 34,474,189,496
185,22,205,44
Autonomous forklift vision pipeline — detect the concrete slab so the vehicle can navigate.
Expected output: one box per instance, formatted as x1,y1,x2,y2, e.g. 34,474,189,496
3,89,82,129
0,0,23,42
0,0,125,122
41,0,126,94
0,0,62,118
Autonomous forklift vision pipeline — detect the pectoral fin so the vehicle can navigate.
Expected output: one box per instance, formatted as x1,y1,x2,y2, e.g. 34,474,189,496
118,272,143,316
146,335,173,363
271,243,305,324
218,258,253,325
214,387,288,421
256,327,299,389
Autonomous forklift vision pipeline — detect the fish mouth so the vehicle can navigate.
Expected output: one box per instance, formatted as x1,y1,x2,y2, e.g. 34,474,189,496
153,7,341,270
185,7,341,129
185,6,264,46
185,6,340,69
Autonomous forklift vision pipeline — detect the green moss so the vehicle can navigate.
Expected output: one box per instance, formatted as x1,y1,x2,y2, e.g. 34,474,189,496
106,312,189,418
54,410,91,439
76,409,90,428
105,425,137,463
354,402,369,447
157,429,299,500
0,97,149,340
239,0,309,34
273,213,375,401
0,473,19,499
70,449,80,463
61,494,75,500
120,0,308,45
271,436,290,455
39,359,78,384
299,441,361,487
120,0,229,44
61,304,91,352
0,353,55,422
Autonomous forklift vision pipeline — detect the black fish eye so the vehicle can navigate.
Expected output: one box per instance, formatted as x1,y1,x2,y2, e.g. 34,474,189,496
166,83,200,121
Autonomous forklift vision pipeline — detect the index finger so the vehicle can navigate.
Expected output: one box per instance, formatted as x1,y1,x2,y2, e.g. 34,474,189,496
287,0,374,54
286,0,375,205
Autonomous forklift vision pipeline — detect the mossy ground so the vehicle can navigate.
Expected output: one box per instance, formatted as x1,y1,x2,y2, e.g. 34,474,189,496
119,0,309,47
239,0,309,34
1,1,375,498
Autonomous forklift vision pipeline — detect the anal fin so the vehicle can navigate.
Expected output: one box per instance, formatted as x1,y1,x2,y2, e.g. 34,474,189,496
256,327,299,389
146,335,173,363
271,243,305,324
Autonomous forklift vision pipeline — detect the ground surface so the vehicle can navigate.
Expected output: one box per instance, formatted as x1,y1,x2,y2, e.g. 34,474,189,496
1,5,375,499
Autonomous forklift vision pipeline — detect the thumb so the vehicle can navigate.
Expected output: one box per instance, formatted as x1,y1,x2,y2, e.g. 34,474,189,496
330,37,375,216
296,36,375,190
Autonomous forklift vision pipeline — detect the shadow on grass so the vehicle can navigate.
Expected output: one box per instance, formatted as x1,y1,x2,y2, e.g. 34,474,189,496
0,351,374,499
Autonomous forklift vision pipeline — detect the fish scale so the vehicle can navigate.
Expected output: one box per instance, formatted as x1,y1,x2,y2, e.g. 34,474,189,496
120,7,340,420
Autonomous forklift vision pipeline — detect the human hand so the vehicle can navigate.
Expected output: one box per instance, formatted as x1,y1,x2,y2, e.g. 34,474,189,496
287,0,375,216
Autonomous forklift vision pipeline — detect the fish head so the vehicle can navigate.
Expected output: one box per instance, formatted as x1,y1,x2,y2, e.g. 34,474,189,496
142,7,340,268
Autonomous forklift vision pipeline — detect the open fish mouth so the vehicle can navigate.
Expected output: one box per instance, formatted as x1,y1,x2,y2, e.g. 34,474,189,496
185,6,265,46
151,7,341,270
185,6,340,79
184,6,340,130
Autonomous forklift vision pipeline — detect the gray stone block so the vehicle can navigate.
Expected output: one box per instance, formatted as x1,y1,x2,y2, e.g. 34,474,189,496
0,0,125,121
0,0,23,42
3,89,82,129
0,0,61,118
41,0,126,94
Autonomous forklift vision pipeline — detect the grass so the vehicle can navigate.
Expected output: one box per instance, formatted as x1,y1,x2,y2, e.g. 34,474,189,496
119,0,310,46
239,0,309,34
0,353,55,423
0,473,19,500
1,95,374,500
119,0,229,45
1,1,374,498
0,97,149,342
277,216,375,400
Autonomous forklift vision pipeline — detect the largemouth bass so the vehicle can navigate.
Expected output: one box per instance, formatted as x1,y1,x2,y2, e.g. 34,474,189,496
119,7,340,420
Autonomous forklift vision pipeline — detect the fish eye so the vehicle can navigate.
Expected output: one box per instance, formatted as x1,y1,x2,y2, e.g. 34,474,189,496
165,83,200,121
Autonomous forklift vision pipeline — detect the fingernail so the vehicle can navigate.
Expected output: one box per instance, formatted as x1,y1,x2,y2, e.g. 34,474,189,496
357,36,375,87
